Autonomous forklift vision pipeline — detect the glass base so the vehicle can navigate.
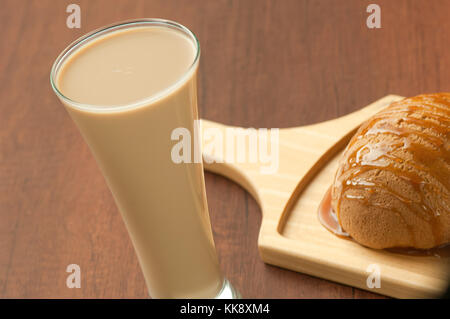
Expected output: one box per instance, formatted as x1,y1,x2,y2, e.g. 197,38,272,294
214,278,241,299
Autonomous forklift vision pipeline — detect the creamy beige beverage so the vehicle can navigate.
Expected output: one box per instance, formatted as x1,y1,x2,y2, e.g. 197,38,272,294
52,22,223,298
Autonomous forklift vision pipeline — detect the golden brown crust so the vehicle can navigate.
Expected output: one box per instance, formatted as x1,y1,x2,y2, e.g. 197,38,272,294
331,93,450,249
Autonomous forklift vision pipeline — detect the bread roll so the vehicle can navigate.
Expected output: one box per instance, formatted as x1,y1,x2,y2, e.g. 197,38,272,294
331,93,450,249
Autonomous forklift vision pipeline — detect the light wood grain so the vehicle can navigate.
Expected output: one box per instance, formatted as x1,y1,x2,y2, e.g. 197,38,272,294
202,95,450,298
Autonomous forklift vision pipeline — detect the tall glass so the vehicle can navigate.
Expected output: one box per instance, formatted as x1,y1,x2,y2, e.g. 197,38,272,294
50,19,239,299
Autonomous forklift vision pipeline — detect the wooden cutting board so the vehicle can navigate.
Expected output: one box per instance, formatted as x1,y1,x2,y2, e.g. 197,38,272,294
200,95,450,298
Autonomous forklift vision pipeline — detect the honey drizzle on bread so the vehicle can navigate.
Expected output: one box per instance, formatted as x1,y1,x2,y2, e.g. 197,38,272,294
331,93,450,249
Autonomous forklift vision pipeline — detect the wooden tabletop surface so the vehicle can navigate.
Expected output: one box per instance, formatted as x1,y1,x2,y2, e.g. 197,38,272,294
1,0,449,298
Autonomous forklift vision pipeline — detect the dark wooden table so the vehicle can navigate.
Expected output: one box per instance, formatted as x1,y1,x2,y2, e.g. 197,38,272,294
1,0,449,298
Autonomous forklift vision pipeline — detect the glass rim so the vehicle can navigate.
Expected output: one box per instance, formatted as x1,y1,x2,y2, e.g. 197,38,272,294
50,18,200,113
